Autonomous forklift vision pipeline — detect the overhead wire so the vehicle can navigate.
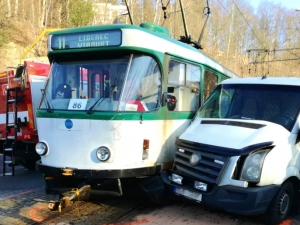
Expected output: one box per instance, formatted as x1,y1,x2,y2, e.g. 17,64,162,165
231,0,266,50
230,0,271,75
160,0,171,26
216,0,268,75
217,1,300,75
217,0,230,16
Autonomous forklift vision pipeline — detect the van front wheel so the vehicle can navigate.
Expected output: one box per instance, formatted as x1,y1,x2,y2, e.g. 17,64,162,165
264,181,294,225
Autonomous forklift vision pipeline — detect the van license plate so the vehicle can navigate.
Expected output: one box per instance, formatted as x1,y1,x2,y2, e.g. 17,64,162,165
174,187,202,201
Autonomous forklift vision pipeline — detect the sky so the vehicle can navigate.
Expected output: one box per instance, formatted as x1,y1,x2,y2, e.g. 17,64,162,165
250,0,300,10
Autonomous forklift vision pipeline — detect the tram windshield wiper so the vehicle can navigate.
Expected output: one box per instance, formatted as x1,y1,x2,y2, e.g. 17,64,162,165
45,96,53,113
87,84,117,114
41,89,53,113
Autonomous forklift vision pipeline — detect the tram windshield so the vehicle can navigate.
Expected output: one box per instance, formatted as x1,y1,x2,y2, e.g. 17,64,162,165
197,84,300,131
41,54,161,112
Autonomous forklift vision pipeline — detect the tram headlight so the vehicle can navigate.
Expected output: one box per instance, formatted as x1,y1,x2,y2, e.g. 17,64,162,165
96,147,110,161
35,142,48,156
240,150,269,182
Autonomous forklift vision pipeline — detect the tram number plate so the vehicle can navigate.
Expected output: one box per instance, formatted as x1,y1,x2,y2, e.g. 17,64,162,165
68,99,88,110
174,187,202,202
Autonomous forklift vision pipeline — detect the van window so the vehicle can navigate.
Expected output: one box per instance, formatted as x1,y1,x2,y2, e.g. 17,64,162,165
168,61,201,112
203,70,218,102
198,84,300,131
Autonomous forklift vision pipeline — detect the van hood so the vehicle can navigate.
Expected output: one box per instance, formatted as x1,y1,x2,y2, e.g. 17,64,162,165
179,118,291,155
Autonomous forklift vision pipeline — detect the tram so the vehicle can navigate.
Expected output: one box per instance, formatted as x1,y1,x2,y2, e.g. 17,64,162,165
34,22,239,191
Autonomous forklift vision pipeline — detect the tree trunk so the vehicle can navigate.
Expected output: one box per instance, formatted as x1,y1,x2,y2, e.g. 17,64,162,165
31,0,35,24
44,0,52,28
58,0,62,27
7,0,11,17
226,3,234,59
41,0,45,27
67,0,69,21
153,0,159,24
14,0,18,17
22,0,24,21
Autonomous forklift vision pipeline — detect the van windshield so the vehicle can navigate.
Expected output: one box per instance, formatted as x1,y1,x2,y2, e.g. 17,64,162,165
40,54,161,112
197,84,300,131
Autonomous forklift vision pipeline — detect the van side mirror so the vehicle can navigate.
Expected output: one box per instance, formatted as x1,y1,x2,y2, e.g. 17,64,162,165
15,66,25,78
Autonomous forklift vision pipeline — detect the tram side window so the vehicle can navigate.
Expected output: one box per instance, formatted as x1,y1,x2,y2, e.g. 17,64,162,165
221,76,227,83
168,61,201,112
203,70,218,102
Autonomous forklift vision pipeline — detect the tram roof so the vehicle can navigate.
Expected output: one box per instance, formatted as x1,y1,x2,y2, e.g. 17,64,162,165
49,24,240,79
222,77,300,86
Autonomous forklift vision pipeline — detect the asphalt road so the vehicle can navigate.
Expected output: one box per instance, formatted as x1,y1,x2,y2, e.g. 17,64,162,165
0,154,44,190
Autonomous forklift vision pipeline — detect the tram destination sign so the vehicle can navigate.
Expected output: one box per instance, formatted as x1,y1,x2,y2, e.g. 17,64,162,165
51,29,122,50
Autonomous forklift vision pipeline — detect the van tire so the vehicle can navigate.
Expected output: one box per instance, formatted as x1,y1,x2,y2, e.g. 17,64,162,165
264,181,294,225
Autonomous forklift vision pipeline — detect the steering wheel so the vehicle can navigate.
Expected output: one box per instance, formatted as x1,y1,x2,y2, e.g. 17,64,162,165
269,114,294,128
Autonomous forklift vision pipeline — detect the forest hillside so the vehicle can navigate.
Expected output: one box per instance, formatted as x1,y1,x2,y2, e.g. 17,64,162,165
0,0,299,77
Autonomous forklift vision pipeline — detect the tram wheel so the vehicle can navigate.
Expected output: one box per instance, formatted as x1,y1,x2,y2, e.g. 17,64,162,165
17,159,37,171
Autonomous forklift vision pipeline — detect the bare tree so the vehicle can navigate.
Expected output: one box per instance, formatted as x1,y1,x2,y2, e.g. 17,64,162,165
41,0,46,27
7,0,11,17
14,0,18,16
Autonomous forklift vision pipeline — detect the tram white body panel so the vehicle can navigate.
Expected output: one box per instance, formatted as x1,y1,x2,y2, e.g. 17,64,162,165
121,29,237,78
38,118,191,169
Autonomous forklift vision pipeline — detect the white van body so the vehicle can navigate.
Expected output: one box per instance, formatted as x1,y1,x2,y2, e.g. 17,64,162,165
161,77,300,224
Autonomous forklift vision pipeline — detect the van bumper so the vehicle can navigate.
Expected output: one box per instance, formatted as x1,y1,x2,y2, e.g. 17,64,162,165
161,171,280,215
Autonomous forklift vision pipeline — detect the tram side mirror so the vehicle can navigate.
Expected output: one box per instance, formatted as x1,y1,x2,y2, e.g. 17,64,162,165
161,92,177,111
167,95,177,111
15,66,25,78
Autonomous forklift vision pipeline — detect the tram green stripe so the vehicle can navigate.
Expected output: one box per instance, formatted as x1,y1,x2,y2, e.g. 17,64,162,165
36,107,195,121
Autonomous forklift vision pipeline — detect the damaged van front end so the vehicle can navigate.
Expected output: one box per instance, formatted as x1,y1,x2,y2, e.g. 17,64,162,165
160,78,300,224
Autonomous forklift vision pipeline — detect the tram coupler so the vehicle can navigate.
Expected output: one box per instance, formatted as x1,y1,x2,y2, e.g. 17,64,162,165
48,185,91,212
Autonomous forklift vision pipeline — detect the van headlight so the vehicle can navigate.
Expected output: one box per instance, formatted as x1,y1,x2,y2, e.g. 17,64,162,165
96,147,110,161
240,150,269,182
35,142,48,156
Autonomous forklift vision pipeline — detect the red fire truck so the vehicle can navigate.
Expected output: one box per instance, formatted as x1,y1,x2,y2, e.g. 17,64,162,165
0,61,50,175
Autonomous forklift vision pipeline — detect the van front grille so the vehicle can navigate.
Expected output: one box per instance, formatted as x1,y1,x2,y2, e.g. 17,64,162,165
173,148,229,184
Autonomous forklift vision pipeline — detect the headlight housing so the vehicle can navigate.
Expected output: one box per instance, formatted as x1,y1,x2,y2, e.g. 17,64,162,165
240,150,269,182
96,147,110,161
35,142,48,156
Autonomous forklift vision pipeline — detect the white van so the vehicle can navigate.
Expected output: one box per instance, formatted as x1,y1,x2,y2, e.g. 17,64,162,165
160,77,300,225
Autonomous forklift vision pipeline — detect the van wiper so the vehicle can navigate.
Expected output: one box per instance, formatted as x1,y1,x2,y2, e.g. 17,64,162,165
230,84,244,102
87,84,117,114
